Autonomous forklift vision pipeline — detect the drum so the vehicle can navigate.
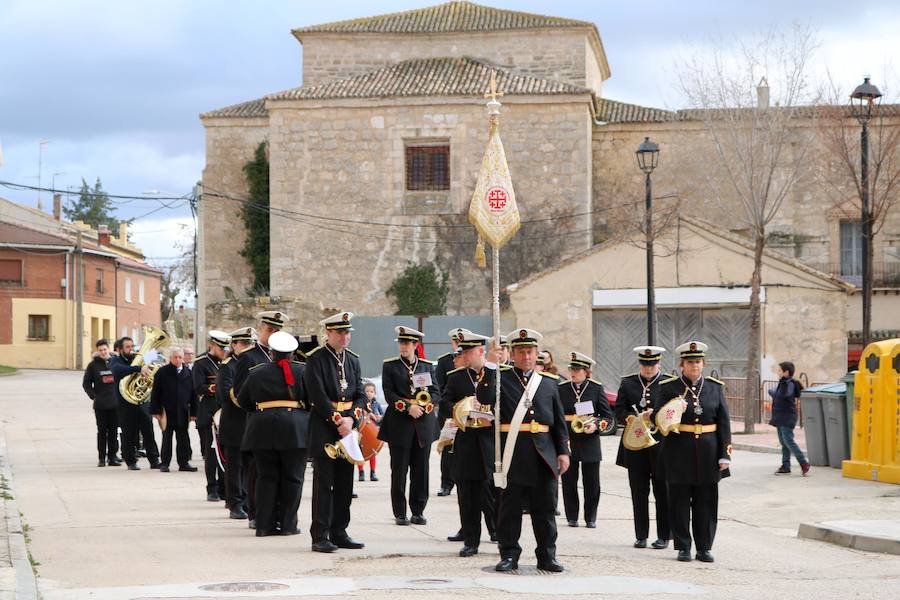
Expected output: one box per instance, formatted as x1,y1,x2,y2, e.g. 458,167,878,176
358,418,384,461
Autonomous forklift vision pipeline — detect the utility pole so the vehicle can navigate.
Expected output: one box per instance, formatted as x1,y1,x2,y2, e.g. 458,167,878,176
75,230,84,368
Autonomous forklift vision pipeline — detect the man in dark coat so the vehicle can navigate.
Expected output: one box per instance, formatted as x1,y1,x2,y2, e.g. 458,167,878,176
655,341,732,563
304,311,368,553
150,348,198,472
558,351,612,529
445,329,496,557
111,336,160,470
237,331,310,537
82,338,121,467
378,325,439,525
477,328,570,573
218,327,255,519
433,329,460,496
193,330,230,501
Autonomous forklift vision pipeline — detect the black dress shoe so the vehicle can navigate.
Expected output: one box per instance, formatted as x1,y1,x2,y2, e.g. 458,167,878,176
437,487,451,497
586,522,597,529
229,508,248,519
248,519,256,530
495,557,518,572
312,540,338,553
395,516,410,526
207,492,219,502
179,464,198,472
447,530,464,542
159,465,170,472
333,536,364,549
137,449,147,458
651,539,669,549
489,532,497,543
410,514,427,525
634,539,647,548
696,550,714,563
107,458,122,466
567,520,578,527
677,550,692,562
352,492,358,498
459,545,478,557
537,559,565,573
127,463,140,471
370,472,378,481
279,528,301,536
97,460,106,467
149,462,161,469
256,529,280,537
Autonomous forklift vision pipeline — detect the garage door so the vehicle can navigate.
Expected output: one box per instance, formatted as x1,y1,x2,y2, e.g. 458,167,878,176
592,307,751,391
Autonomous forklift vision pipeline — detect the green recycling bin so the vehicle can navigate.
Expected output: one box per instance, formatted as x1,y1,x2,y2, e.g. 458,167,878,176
841,371,856,452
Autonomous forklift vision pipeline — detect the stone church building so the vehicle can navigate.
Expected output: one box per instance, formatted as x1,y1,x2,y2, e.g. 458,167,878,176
199,1,899,383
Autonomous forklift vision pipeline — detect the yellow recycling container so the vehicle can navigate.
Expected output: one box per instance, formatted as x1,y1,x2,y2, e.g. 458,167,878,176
842,338,900,484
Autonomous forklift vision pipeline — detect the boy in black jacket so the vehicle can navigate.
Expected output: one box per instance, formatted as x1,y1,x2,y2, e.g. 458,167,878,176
82,339,121,467
769,361,810,476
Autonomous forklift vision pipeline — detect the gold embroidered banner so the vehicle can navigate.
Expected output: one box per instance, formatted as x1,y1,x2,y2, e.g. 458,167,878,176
467,122,520,250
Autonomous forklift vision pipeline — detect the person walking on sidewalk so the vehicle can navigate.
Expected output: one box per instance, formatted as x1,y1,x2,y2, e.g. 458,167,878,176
82,338,121,467
769,361,810,477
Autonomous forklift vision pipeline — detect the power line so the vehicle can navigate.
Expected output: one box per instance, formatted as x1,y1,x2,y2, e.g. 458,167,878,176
0,180,190,202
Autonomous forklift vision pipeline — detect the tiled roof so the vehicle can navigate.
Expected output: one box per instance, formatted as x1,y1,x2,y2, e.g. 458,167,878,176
595,98,675,123
267,57,590,102
292,1,593,36
117,256,164,275
0,221,72,246
201,98,267,119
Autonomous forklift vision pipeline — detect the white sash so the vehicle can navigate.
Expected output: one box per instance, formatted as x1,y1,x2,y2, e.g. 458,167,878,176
494,371,542,489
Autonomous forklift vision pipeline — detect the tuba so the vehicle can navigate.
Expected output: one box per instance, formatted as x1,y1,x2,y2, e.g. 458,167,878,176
622,408,658,450
119,326,170,405
655,396,688,436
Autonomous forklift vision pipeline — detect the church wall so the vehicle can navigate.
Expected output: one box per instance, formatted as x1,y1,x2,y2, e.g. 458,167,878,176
265,96,594,316
300,29,602,93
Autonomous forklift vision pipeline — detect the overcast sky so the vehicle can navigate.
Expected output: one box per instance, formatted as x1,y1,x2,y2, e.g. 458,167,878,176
1,0,899,268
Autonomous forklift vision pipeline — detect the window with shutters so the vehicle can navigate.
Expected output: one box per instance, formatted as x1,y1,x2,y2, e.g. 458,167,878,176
405,145,450,191
840,220,862,285
124,277,132,302
28,315,50,341
95,268,105,294
0,259,23,285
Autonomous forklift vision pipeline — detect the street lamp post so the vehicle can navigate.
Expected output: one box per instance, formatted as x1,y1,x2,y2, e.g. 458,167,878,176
636,136,660,346
850,77,882,348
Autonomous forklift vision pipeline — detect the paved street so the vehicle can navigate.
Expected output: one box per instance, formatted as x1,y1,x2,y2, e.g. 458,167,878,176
1,369,899,599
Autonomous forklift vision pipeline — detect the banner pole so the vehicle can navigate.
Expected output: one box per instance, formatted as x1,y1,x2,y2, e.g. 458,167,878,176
493,244,502,476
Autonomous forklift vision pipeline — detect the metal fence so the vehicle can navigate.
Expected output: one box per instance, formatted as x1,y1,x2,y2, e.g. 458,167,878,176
723,374,822,426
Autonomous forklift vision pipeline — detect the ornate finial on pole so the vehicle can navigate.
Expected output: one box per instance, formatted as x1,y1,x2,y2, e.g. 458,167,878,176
484,70,504,120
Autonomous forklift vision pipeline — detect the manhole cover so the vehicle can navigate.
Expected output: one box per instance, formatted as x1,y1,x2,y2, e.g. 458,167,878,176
480,565,563,576
199,582,290,592
409,578,451,585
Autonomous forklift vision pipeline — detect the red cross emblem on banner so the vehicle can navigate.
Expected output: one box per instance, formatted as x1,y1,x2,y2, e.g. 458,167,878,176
485,186,508,212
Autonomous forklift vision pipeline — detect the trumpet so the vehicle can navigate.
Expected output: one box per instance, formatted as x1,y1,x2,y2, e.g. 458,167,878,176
571,415,607,434
324,431,366,465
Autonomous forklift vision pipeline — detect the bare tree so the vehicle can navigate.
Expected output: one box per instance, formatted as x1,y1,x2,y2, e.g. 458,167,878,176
157,225,195,324
675,25,820,432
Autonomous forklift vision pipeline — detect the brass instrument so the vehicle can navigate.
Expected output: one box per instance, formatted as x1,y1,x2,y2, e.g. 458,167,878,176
415,389,431,404
571,415,602,434
119,326,170,405
452,396,491,431
656,396,688,436
623,407,658,450
325,431,366,466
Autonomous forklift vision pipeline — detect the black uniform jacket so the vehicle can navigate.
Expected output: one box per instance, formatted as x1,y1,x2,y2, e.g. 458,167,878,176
433,352,456,421
237,361,310,451
557,378,613,464
232,344,271,398
445,366,494,481
192,353,221,428
615,372,667,469
378,356,440,448
216,356,245,447
83,356,117,411
110,354,142,406
655,374,732,485
476,366,569,485
303,345,367,458
149,363,198,430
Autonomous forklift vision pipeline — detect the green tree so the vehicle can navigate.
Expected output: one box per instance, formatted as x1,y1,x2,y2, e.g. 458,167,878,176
62,178,122,233
241,142,269,294
387,263,449,315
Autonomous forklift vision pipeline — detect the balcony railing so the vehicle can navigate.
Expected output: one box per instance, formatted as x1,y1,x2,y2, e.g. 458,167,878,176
806,261,900,288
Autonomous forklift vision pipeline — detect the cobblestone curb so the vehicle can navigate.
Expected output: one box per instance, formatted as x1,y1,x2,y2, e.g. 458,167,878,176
1,432,38,600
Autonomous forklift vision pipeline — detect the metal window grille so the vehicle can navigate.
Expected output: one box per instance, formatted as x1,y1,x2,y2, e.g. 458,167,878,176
28,315,50,340
405,145,450,191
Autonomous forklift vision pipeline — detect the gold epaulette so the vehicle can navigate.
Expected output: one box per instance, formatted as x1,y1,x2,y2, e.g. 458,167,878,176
557,379,568,386
660,375,680,385
446,366,465,375
437,352,452,360
624,373,638,379
420,358,435,365
588,378,603,386
249,363,266,371
305,346,321,356
383,356,400,363
500,364,513,371
346,349,359,358
196,352,208,360
706,376,724,385
221,356,232,365
539,371,559,380
291,360,303,365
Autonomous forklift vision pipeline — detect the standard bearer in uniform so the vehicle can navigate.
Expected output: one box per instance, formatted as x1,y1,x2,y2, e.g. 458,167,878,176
192,330,230,501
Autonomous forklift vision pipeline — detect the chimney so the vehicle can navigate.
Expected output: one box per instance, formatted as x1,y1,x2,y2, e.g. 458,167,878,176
757,77,770,109
119,222,128,243
98,224,110,246
53,193,62,221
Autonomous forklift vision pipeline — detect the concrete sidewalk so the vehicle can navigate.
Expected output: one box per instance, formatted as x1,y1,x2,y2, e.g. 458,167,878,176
730,420,808,454
1,370,898,600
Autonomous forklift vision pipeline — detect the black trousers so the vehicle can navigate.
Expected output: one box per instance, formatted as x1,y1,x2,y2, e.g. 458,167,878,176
243,451,257,520
310,456,354,543
561,459,600,523
456,479,496,548
160,428,192,467
223,445,245,510
497,472,558,563
198,426,225,495
118,402,159,466
668,482,718,552
255,447,308,534
440,446,455,491
388,442,430,518
94,408,119,462
628,466,670,541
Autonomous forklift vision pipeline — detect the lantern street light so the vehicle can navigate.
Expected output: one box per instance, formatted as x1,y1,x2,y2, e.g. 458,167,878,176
636,136,660,346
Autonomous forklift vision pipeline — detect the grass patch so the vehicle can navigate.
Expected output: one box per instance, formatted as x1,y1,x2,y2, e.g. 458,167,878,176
0,364,16,375
0,474,12,500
